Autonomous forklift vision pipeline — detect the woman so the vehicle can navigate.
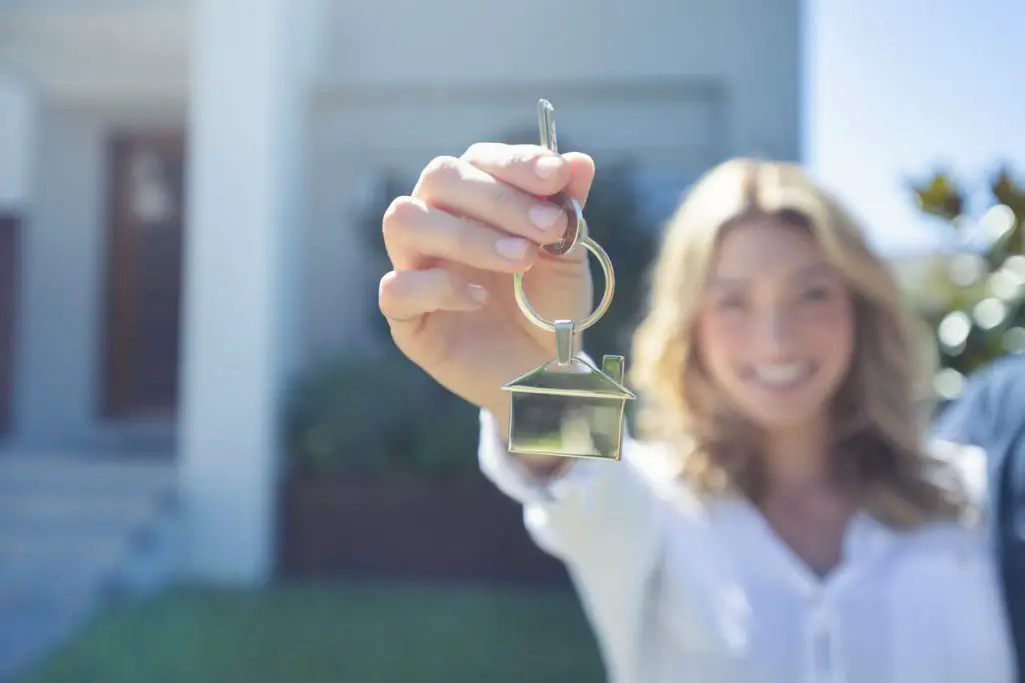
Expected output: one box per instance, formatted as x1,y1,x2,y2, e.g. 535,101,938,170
378,144,1014,682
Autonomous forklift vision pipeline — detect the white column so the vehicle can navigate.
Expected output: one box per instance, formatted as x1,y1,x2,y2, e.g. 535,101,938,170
180,0,312,584
0,72,37,211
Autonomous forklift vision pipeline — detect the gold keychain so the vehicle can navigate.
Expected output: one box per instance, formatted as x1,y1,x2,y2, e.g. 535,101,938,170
501,99,635,461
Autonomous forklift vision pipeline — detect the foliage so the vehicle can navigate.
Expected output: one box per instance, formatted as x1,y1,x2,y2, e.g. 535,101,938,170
283,176,479,478
284,134,661,477
906,164,1025,400
283,348,480,478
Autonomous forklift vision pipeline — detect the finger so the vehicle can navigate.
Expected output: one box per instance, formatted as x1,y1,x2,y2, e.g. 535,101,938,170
561,152,596,208
382,196,539,272
461,143,572,196
378,268,487,325
461,144,596,208
411,155,568,244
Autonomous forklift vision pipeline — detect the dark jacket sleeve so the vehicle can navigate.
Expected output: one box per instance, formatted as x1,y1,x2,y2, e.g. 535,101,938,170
932,356,1025,448
932,355,1025,682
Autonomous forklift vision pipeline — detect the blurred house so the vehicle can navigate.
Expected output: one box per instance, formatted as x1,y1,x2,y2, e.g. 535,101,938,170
0,0,803,585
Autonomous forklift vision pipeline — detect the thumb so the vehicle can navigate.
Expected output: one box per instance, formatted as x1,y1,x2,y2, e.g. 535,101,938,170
563,152,596,209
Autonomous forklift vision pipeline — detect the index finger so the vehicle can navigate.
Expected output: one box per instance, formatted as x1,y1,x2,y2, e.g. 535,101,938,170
461,143,596,209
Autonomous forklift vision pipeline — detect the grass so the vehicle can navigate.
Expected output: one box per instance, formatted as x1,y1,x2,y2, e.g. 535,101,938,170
18,580,605,683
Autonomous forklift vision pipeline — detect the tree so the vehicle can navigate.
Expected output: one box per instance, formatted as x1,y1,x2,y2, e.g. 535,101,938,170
907,164,1025,400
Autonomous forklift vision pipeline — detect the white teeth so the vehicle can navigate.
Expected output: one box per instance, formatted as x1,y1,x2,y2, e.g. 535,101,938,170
754,363,809,385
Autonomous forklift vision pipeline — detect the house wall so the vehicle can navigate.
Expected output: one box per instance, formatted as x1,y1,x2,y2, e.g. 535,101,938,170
303,0,804,359
12,103,185,448
5,0,802,447
0,73,36,209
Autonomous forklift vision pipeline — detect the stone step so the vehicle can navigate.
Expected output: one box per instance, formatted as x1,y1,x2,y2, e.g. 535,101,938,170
0,451,174,471
0,534,128,569
0,495,170,531
0,453,180,682
0,508,165,578
0,569,109,613
0,480,175,520
0,555,115,597
0,510,175,605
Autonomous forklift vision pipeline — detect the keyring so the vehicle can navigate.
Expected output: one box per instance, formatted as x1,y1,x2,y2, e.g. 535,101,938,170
512,235,615,334
543,194,587,257
501,98,633,463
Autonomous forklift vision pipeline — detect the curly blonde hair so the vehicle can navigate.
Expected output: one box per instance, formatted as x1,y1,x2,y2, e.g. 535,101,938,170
630,159,967,527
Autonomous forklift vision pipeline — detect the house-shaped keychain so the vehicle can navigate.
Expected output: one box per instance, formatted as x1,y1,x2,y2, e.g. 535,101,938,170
501,112,634,462
502,323,636,461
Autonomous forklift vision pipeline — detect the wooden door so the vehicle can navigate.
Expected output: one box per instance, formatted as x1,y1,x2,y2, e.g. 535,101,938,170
0,213,19,436
102,132,186,419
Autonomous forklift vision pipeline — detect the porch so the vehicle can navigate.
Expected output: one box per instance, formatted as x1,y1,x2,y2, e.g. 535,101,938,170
0,0,318,586
0,451,177,681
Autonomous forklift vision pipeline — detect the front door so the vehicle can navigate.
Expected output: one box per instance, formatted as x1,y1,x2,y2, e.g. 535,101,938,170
102,132,186,419
0,213,19,436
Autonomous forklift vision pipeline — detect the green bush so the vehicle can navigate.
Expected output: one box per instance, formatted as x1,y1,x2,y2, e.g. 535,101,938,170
906,165,1025,400
284,347,479,477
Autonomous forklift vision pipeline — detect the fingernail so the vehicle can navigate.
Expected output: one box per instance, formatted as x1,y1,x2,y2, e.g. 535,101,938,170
528,203,563,231
494,236,530,261
535,156,564,179
467,283,487,304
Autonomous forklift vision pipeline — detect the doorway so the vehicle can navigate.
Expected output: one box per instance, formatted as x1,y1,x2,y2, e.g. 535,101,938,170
0,213,20,436
101,131,187,419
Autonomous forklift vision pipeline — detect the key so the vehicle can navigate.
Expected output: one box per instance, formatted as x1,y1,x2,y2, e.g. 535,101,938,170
502,99,634,462
537,99,587,256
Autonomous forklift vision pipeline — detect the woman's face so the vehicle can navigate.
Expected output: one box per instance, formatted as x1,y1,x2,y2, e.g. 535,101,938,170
695,216,855,430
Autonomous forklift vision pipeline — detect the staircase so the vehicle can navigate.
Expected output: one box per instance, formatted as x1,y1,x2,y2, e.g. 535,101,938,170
0,453,179,681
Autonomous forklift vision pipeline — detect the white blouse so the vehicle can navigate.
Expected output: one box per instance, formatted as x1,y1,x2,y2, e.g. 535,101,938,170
478,410,1016,683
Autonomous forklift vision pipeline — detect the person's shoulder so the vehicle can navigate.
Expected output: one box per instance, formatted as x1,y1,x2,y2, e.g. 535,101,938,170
962,354,1025,411
933,354,1025,444
974,352,1025,380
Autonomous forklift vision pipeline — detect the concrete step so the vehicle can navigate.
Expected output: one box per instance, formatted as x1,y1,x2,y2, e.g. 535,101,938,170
81,421,177,457
0,532,128,564
0,455,176,493
0,554,116,598
0,453,180,682
0,495,172,534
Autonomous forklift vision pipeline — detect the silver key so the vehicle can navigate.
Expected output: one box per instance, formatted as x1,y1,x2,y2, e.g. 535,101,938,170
537,99,586,256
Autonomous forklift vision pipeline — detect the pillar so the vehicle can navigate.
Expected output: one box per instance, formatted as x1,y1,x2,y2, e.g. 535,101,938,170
179,0,312,584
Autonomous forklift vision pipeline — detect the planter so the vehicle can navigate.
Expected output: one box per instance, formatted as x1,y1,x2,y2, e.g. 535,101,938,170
277,472,571,586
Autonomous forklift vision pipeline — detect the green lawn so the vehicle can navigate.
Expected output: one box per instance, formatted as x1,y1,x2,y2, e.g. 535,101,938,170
18,580,605,683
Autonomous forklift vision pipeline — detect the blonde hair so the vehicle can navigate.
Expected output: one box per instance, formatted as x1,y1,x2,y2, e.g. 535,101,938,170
630,159,966,527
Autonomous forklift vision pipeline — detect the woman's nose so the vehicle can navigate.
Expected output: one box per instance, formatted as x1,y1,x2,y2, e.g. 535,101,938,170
758,309,795,354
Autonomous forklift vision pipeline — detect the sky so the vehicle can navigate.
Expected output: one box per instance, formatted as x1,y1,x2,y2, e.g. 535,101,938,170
806,0,1025,257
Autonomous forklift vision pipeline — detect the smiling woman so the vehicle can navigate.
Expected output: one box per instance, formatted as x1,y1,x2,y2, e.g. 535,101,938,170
694,215,855,469
379,141,1015,682
631,160,956,522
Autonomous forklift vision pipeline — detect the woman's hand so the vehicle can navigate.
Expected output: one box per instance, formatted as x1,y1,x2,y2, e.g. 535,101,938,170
378,143,596,436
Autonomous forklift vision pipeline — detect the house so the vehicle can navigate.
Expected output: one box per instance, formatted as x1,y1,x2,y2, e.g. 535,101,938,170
504,353,636,460
0,0,804,585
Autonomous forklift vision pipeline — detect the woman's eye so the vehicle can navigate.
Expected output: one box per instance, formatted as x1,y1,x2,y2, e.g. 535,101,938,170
717,297,747,311
802,287,831,302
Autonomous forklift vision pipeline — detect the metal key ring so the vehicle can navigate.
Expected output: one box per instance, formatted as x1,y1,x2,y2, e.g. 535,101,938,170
513,235,615,333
